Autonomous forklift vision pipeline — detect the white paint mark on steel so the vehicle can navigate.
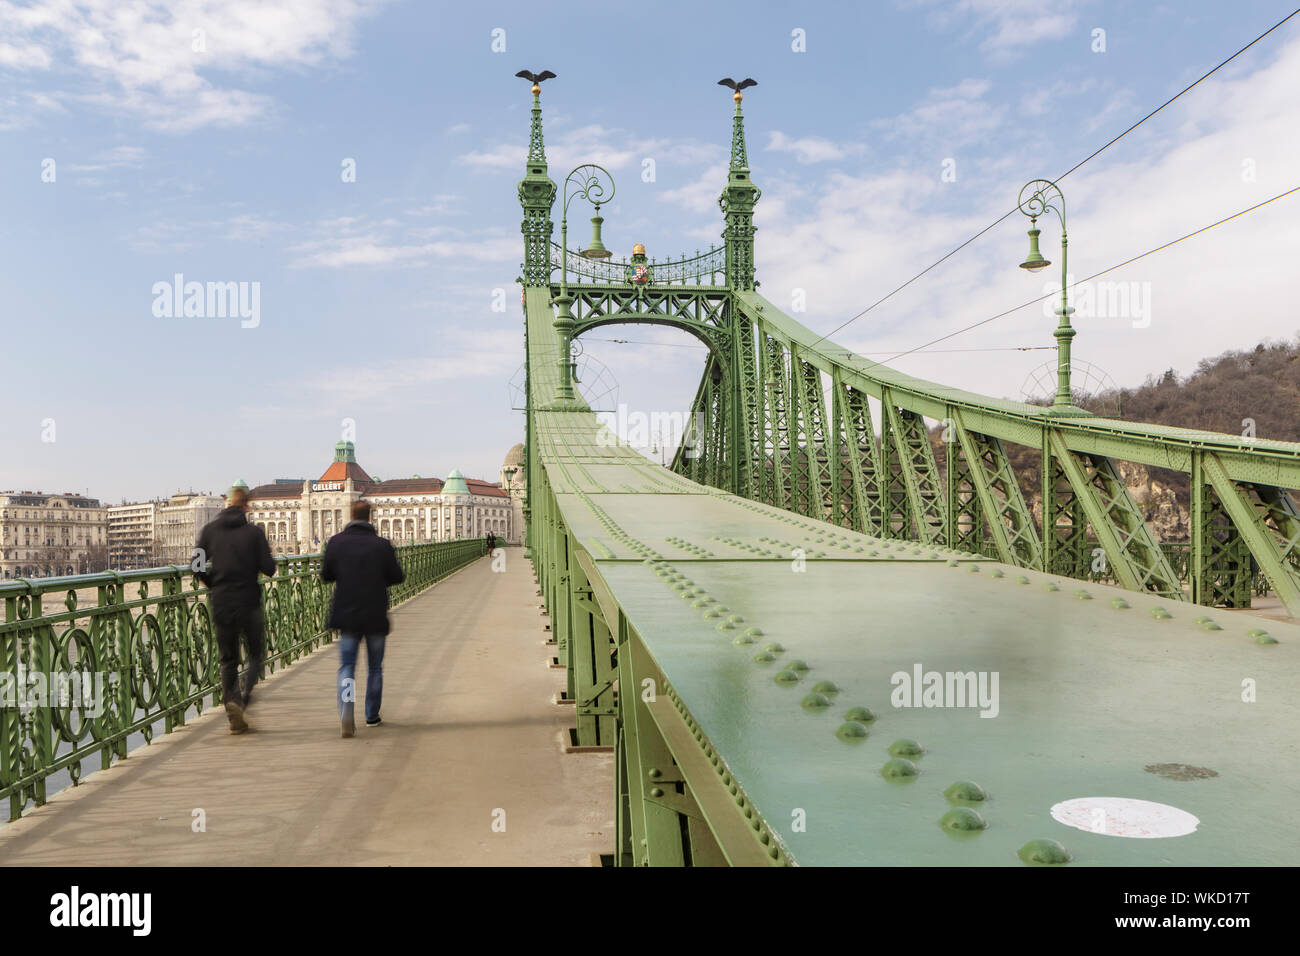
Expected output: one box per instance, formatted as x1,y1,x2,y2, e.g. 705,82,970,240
1050,797,1200,838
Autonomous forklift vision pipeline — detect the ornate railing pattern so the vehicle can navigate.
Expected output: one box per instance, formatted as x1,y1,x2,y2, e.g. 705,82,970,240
0,538,485,821
547,242,726,285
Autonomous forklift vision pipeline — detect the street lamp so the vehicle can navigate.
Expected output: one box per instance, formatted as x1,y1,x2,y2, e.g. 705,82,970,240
553,164,615,401
1017,179,1085,414
503,466,516,544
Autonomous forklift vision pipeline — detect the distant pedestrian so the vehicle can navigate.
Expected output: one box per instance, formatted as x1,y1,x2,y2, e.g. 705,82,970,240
195,485,276,735
321,500,405,738
485,530,496,554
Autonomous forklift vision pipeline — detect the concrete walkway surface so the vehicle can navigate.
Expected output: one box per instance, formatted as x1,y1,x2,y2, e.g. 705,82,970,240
0,550,614,866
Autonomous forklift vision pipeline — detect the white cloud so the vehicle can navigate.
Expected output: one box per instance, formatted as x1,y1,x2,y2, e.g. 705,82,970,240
750,32,1300,406
914,0,1082,61
286,216,517,269
879,76,1004,146
765,130,848,164
0,41,51,69
0,0,390,131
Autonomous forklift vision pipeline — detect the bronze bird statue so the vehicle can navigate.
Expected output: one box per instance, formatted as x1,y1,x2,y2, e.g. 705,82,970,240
516,69,556,94
718,77,757,102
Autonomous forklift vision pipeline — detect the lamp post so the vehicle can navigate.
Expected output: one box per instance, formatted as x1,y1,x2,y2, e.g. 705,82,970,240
1017,179,1085,414
553,164,615,401
503,466,516,543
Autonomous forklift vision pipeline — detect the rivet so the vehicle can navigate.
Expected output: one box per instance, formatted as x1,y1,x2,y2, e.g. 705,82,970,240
763,642,785,653
1150,606,1173,620
785,659,809,671
990,569,1004,578
1043,582,1059,592
1074,589,1092,600
649,787,664,797
1110,597,1130,609
732,634,754,645
888,738,924,758
835,721,869,741
944,780,988,804
1018,839,1071,865
811,680,839,695
844,706,875,724
1247,627,1278,645
773,669,800,685
752,651,776,663
801,692,832,710
880,758,919,780
1016,575,1030,584
940,808,988,831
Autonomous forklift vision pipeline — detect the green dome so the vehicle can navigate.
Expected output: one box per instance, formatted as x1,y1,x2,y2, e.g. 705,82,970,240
442,468,470,496
232,479,248,489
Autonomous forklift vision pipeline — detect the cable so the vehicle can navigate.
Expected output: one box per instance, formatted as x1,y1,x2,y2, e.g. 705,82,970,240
587,336,1052,355
806,6,1300,352
876,184,1300,365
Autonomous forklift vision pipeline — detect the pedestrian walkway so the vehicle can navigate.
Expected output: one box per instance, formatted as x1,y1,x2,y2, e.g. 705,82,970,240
0,549,614,865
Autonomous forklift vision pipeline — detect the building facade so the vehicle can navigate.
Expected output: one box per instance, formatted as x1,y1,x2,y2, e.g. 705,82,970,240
107,500,161,570
0,492,108,579
159,493,225,564
243,442,519,556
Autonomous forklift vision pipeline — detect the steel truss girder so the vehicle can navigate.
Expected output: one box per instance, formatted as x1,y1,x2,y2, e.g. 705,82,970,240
881,394,946,544
762,332,793,510
1202,454,1300,616
950,410,1042,567
733,314,762,502
829,373,884,535
565,287,729,343
946,427,987,556
1048,431,1184,600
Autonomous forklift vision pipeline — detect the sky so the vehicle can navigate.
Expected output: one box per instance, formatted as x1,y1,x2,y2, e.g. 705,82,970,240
2,0,1298,504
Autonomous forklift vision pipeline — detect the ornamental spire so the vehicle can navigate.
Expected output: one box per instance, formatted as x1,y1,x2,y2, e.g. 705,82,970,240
716,78,760,291
730,95,748,170
716,77,757,171
517,70,558,287
516,69,556,165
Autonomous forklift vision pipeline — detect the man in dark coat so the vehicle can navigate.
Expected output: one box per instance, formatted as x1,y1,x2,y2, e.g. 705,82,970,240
321,499,405,737
195,485,276,734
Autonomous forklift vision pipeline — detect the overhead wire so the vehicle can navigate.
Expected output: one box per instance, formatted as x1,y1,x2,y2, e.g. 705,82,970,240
805,7,1300,354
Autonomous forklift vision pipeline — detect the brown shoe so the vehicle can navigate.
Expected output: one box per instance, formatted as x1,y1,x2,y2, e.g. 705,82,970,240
341,708,355,738
225,700,249,735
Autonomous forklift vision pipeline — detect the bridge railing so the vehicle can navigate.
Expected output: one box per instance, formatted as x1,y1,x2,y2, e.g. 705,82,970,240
0,537,485,821
546,242,726,286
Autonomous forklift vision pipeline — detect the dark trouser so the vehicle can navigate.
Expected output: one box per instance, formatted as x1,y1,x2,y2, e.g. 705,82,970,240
213,604,266,706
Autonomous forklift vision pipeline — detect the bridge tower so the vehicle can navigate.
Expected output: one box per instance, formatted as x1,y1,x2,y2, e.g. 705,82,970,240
518,81,558,557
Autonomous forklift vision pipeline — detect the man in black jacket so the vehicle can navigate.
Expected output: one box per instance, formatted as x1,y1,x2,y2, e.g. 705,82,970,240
195,486,277,734
321,500,405,737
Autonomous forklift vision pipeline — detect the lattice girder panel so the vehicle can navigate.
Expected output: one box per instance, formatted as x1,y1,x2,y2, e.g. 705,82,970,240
951,413,1042,568
1048,432,1184,600
880,397,947,545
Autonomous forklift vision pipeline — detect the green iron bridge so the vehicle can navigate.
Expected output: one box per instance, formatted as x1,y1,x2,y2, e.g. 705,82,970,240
3,83,1299,868
518,82,1300,865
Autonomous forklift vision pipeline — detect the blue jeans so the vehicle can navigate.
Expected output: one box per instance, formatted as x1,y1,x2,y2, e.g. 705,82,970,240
338,633,386,724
